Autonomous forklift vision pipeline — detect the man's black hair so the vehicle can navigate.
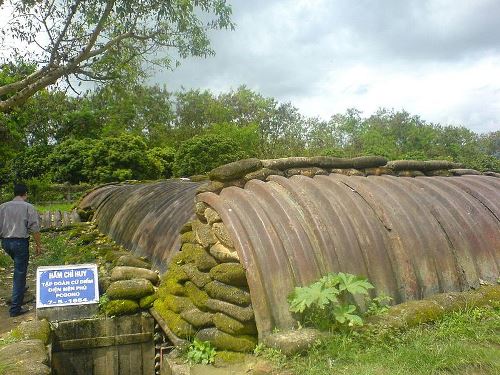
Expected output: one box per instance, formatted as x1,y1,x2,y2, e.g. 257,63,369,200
14,183,28,197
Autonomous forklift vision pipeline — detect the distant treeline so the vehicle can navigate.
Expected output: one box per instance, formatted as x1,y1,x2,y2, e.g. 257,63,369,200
1,82,498,186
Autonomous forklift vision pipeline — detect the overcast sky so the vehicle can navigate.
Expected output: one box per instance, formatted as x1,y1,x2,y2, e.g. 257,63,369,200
154,0,500,133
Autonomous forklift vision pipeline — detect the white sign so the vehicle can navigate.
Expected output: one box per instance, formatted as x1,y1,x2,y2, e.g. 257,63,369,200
36,264,99,308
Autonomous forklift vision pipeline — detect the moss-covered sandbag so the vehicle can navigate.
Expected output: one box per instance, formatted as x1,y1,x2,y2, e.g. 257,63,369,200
196,181,225,195
213,313,257,335
386,160,463,172
185,281,210,310
153,301,195,339
263,328,325,356
159,279,186,296
386,299,444,326
9,319,51,345
192,221,218,249
244,168,282,181
209,158,263,181
110,266,159,285
205,299,255,322
364,167,394,176
204,207,222,225
163,294,195,314
209,242,239,263
449,168,482,176
103,299,140,316
106,279,155,300
139,293,158,309
162,264,190,283
209,263,248,287
180,308,214,328
285,167,328,178
195,328,257,352
205,281,251,306
398,170,425,177
182,264,212,288
175,243,218,271
116,255,151,269
180,231,197,244
211,223,234,249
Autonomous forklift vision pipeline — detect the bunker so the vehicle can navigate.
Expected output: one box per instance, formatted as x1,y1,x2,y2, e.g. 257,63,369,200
78,157,500,352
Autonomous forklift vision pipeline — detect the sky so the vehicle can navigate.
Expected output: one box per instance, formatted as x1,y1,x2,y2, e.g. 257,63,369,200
154,0,500,134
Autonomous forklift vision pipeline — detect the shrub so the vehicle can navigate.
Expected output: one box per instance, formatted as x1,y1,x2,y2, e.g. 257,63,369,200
173,134,248,177
288,272,374,330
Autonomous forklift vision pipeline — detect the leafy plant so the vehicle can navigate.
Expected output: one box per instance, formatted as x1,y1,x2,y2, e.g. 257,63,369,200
365,294,393,316
186,339,216,365
288,272,374,330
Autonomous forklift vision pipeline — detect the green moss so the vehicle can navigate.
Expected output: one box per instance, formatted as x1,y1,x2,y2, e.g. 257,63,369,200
213,313,257,335
180,221,194,234
387,300,444,327
205,281,251,306
153,301,195,339
182,264,212,288
162,264,190,283
185,281,210,311
479,284,500,302
427,292,465,312
139,293,158,309
76,232,98,245
103,299,140,316
180,308,214,328
213,330,257,353
209,263,248,287
106,279,155,300
214,351,247,366
180,231,197,244
8,320,52,345
178,243,218,271
164,294,195,314
159,280,186,297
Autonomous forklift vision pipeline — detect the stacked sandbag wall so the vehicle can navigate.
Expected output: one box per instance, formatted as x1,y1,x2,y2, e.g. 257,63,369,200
100,255,160,316
153,206,257,352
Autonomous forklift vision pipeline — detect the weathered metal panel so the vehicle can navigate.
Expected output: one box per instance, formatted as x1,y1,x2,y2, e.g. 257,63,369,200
198,174,500,337
78,180,203,269
51,314,154,375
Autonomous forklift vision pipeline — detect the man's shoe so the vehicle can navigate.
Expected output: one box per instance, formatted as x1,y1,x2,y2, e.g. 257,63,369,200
9,308,29,317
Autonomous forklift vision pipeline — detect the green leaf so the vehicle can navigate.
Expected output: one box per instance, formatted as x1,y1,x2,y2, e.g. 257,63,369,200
337,272,374,295
333,304,363,326
288,283,338,313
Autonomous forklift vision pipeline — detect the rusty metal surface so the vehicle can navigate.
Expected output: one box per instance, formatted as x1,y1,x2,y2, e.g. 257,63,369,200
78,180,202,269
198,174,500,337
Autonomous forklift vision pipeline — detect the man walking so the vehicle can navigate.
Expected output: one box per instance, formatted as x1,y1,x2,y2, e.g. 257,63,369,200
0,184,42,317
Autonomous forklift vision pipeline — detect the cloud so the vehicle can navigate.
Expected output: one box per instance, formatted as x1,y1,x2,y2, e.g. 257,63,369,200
152,0,500,133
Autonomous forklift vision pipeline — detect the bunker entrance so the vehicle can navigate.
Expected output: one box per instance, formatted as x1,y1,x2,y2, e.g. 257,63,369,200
50,313,168,375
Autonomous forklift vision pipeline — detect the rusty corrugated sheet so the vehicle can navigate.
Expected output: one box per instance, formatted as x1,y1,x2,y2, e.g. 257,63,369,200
78,180,203,269
198,174,500,337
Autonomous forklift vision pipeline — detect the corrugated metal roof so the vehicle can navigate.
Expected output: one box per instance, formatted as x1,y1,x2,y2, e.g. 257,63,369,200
79,180,203,270
198,174,500,337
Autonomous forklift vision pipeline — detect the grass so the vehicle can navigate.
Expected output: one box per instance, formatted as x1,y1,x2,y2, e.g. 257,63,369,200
35,202,74,213
265,304,500,375
32,225,99,267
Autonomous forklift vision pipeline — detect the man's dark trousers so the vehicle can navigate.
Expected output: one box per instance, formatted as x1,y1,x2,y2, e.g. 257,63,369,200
1,238,29,315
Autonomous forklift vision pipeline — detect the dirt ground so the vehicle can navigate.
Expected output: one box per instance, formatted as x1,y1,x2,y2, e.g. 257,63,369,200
0,256,37,335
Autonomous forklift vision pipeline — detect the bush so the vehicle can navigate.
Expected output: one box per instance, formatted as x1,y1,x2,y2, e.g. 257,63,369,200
146,146,176,178
288,272,374,330
173,134,248,177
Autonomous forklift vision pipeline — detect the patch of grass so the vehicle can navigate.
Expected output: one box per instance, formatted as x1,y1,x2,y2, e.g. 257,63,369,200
0,253,12,268
279,305,500,375
33,229,97,267
35,202,74,213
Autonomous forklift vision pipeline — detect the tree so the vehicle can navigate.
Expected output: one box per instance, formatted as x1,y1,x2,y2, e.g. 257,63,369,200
0,0,233,112
173,134,248,176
